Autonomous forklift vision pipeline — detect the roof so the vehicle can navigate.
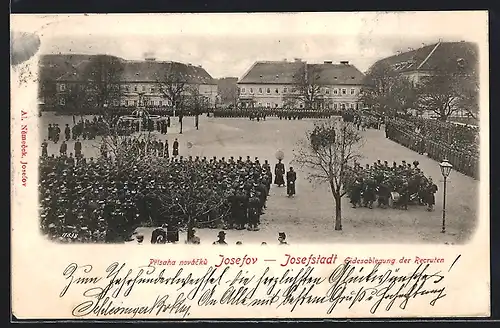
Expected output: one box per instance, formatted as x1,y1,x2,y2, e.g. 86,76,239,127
42,54,216,85
370,41,478,74
38,54,94,82
238,60,365,85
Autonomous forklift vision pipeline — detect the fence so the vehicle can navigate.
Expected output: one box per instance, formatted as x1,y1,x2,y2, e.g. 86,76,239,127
386,126,479,180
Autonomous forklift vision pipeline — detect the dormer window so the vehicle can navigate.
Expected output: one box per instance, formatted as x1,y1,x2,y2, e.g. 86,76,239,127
59,83,66,91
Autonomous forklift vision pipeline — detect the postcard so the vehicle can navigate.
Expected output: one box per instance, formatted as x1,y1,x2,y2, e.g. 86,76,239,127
10,11,489,319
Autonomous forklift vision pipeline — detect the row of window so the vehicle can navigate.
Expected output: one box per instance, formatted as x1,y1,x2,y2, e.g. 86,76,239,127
239,87,357,96
58,83,214,94
59,98,167,106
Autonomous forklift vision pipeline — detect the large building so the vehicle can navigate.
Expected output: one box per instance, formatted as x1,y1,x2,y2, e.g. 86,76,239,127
368,41,478,85
237,59,365,110
39,54,218,111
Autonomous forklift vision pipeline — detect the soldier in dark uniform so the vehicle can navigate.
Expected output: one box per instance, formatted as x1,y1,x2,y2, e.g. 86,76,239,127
274,159,285,187
59,140,68,156
173,138,179,157
363,178,376,209
426,178,438,211
286,167,297,197
247,192,260,231
350,179,362,208
48,124,53,141
213,231,228,245
54,124,60,143
278,232,288,245
74,139,82,158
377,180,390,209
65,124,71,141
41,139,48,157
151,224,167,244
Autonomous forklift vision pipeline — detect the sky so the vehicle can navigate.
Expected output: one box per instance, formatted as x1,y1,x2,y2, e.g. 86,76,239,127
12,12,488,79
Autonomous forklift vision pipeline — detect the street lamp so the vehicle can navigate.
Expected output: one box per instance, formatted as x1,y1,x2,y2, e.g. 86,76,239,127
439,159,453,233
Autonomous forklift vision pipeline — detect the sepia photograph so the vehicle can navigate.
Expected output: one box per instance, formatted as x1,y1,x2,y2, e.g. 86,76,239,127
31,14,481,246
11,12,490,320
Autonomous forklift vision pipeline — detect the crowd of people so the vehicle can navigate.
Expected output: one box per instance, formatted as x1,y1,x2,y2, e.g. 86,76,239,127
344,159,438,211
39,139,292,243
388,116,479,156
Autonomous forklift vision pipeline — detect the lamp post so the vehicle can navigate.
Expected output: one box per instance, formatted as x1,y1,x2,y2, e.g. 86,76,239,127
439,159,453,233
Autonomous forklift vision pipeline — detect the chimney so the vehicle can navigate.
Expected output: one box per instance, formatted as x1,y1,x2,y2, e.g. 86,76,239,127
408,47,414,51
145,57,156,61
396,51,402,55
283,58,287,62
324,60,333,64
294,58,302,62
421,43,426,47
340,60,349,65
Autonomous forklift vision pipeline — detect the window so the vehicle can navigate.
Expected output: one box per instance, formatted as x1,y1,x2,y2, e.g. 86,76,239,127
59,98,65,105
134,86,138,92
300,104,304,109
350,88,355,95
333,88,338,95
133,100,137,106
341,88,347,95
349,103,354,109
275,103,279,108
283,87,288,93
250,88,254,94
59,84,66,91
259,88,263,94
326,89,330,94
334,103,338,109
341,103,346,110
275,88,279,94
151,87,155,93
258,102,262,106
142,86,146,92
266,88,271,94
266,103,270,108
159,100,163,106
241,88,246,93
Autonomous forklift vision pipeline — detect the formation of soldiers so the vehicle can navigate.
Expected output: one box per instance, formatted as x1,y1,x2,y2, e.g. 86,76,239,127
388,116,479,156
344,160,438,211
385,118,479,179
39,145,276,243
212,108,337,119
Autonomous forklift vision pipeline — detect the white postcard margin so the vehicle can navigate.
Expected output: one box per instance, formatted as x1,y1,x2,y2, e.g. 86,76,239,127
10,12,490,319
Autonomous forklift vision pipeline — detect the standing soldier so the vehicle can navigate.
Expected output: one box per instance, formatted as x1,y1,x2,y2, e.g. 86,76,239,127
247,192,260,231
426,178,438,211
41,139,48,157
65,124,71,141
59,140,68,156
172,138,179,157
74,139,82,159
48,124,53,142
274,159,285,187
286,167,297,197
54,124,60,143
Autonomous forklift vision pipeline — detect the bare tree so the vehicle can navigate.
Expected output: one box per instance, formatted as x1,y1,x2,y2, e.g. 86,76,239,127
360,61,399,114
186,85,205,130
83,55,124,121
158,64,187,132
388,77,420,115
293,119,364,230
291,64,323,109
149,161,231,243
416,70,469,121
